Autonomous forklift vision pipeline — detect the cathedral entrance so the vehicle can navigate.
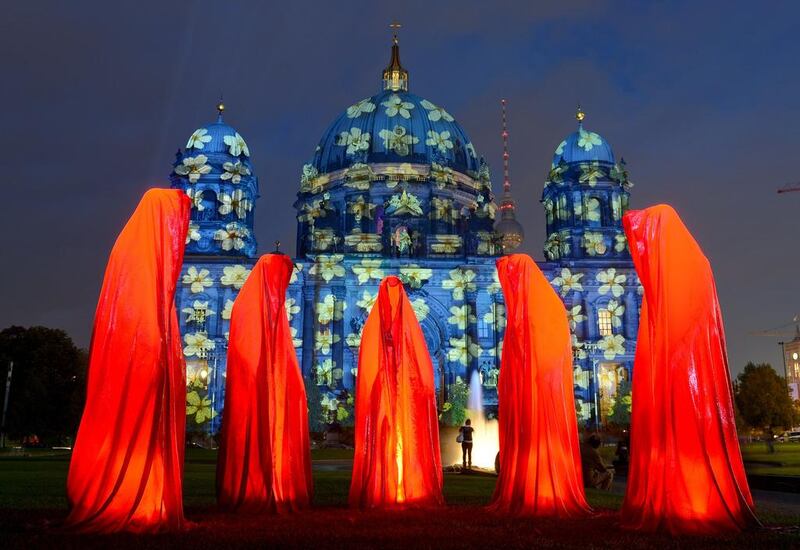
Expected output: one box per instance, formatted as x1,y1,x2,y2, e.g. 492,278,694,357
412,293,448,405
597,362,629,423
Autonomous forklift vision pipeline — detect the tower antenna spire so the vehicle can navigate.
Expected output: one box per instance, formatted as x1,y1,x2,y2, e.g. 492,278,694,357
502,98,511,194
494,98,524,252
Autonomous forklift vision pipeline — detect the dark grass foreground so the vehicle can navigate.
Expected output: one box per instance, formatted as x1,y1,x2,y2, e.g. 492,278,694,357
1,450,798,549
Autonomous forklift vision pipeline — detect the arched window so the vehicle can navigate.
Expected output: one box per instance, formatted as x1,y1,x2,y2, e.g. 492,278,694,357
583,195,603,226
478,317,491,339
611,194,622,221
556,194,569,221
598,308,613,337
199,190,217,221
453,138,466,168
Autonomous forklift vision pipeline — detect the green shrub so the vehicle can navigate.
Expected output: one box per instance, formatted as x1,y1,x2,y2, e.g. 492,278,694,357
440,377,468,426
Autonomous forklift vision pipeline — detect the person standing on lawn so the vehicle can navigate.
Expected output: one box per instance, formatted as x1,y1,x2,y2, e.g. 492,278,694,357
460,419,475,470
765,427,776,454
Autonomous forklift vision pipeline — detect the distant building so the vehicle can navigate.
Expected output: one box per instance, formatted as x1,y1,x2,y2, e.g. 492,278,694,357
782,328,800,400
169,37,641,435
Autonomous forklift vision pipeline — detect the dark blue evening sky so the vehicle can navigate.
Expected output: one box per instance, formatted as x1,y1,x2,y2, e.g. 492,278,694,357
1,0,798,377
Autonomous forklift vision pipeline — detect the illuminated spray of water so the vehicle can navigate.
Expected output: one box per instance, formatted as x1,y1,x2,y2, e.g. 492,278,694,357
442,371,499,469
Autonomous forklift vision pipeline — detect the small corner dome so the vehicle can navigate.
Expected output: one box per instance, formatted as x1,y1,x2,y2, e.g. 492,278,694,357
178,103,253,162
309,90,481,176
182,116,251,159
551,125,615,167
172,106,255,183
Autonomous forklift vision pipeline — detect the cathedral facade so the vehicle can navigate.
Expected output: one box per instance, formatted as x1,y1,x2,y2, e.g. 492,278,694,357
170,38,641,435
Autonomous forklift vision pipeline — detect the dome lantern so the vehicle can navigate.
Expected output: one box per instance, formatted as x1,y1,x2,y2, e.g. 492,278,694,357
382,22,408,92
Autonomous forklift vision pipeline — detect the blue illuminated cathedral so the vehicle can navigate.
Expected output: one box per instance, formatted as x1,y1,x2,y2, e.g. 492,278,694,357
170,36,641,435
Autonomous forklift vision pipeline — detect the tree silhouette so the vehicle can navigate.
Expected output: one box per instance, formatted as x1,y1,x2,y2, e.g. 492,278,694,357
0,326,87,444
735,362,796,431
608,380,632,427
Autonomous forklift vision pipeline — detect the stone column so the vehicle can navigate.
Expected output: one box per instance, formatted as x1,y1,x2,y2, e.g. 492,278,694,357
624,285,638,340
584,298,597,342
301,284,316,380
465,288,479,385
332,285,346,391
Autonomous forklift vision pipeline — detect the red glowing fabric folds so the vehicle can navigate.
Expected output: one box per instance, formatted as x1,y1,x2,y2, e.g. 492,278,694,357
65,189,190,533
217,253,312,512
349,276,443,508
621,205,758,535
489,254,590,517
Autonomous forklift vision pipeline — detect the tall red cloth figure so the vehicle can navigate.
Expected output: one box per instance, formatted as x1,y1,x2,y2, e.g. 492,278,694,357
489,254,590,517
621,205,758,535
65,189,190,533
349,276,443,509
217,254,312,512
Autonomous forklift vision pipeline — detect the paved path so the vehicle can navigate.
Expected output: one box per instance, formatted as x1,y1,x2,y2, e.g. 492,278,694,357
315,460,799,517
751,489,800,516
312,459,353,472
609,477,800,517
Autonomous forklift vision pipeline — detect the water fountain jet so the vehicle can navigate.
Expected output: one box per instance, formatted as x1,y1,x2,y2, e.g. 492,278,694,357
442,370,499,470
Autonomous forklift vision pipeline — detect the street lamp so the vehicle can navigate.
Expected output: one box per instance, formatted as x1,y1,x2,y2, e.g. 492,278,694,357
1,361,13,448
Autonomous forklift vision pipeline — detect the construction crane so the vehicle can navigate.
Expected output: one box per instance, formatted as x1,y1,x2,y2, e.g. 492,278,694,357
750,317,800,338
777,182,800,194
749,317,800,380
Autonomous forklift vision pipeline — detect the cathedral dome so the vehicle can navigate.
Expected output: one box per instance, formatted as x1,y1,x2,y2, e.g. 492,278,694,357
551,109,614,167
309,90,481,177
294,36,498,260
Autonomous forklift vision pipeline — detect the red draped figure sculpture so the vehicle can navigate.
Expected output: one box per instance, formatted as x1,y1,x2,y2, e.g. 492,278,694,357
349,276,443,509
65,189,190,533
217,253,313,512
489,254,590,517
622,205,758,535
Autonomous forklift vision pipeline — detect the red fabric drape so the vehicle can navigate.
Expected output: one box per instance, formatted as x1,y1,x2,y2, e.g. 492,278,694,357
217,253,312,513
65,189,189,533
349,276,443,509
621,205,758,535
489,254,590,517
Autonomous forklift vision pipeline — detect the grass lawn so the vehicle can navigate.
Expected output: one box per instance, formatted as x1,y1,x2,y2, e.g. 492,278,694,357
742,442,800,476
0,448,797,548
